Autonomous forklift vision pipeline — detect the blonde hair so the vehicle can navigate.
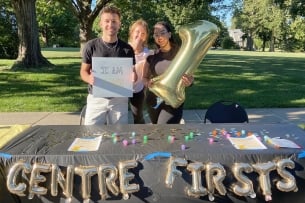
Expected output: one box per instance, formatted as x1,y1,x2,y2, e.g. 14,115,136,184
128,19,149,46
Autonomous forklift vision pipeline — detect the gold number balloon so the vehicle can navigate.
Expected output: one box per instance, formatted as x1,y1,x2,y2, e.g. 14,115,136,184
149,20,219,108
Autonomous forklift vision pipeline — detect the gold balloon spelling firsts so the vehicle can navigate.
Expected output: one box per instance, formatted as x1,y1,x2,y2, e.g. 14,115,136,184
149,20,219,108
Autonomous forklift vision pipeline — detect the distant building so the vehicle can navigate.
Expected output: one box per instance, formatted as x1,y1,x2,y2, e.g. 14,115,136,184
228,29,245,48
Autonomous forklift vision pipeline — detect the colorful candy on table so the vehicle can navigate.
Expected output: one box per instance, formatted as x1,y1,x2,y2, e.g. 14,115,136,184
111,132,140,145
106,128,299,150
207,128,258,144
108,130,197,151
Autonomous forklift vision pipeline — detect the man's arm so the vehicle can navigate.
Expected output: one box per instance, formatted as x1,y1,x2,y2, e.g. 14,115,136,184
80,63,94,85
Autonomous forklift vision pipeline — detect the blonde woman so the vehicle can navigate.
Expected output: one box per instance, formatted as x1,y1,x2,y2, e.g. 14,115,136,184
128,19,151,124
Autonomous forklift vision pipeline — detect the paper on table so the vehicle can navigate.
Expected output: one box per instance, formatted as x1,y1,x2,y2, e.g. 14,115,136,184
228,135,267,150
269,138,301,148
68,136,102,152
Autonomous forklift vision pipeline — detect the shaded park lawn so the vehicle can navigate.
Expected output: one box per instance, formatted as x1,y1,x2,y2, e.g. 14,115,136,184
0,48,304,112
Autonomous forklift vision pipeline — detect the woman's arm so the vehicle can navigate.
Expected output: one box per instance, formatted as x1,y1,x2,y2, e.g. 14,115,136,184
142,60,152,88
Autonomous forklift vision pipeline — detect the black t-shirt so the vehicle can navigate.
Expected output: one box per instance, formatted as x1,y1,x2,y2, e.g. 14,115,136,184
82,38,136,94
146,44,179,78
82,38,135,65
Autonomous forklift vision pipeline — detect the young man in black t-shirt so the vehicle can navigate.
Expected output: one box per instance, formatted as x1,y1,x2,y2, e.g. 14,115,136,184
80,6,136,125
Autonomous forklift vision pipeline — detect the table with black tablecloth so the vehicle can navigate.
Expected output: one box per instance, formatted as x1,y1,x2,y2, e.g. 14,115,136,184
1,124,305,203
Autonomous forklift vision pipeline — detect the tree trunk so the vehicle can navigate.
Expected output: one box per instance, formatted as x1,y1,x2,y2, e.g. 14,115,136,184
269,31,275,52
41,24,49,47
11,0,52,69
79,22,94,52
68,0,111,53
246,31,254,51
262,40,266,52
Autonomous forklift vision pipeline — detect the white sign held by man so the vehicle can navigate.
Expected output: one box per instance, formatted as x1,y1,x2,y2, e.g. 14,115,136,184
92,57,133,97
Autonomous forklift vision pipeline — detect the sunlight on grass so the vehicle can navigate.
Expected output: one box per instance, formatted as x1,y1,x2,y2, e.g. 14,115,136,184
291,99,305,105
42,48,81,58
1,49,305,111
210,50,305,58
236,89,257,95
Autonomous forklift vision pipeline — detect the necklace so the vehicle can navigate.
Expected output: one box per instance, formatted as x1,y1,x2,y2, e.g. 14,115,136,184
102,39,118,49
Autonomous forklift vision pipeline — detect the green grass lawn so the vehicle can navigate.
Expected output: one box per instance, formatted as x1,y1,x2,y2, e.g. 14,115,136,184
0,48,305,112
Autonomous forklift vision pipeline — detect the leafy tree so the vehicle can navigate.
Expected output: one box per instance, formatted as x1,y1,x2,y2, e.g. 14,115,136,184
0,1,18,59
275,0,305,18
237,0,258,50
58,0,222,49
36,0,79,47
290,0,305,17
57,0,112,51
289,16,305,51
221,36,237,49
113,0,160,46
232,0,286,51
11,0,51,69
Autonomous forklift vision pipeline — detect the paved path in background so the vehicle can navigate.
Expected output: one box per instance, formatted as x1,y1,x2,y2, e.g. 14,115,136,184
1,108,305,126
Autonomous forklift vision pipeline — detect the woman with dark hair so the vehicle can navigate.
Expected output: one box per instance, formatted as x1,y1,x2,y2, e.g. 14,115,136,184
142,21,194,124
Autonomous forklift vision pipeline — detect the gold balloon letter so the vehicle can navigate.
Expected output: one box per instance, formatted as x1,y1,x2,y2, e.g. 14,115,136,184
231,163,256,198
28,163,51,199
118,160,139,200
7,160,31,196
165,156,188,188
205,162,226,201
74,166,98,201
186,162,207,198
276,159,298,192
252,161,276,201
98,164,119,200
149,20,219,108
50,164,74,200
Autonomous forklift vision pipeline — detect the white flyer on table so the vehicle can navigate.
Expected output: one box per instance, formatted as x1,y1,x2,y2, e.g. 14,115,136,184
92,57,133,97
68,136,102,152
228,135,267,150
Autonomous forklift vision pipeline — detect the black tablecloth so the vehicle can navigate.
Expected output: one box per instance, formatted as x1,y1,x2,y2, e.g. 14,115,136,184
1,124,305,203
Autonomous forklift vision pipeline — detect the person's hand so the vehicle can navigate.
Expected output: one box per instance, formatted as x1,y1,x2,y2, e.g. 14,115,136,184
147,79,153,88
181,74,194,87
88,70,94,85
144,78,154,88
132,36,144,54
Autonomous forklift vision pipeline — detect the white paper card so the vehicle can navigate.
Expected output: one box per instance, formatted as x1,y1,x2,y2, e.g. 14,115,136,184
270,138,301,148
228,135,267,150
92,57,133,97
68,136,102,152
